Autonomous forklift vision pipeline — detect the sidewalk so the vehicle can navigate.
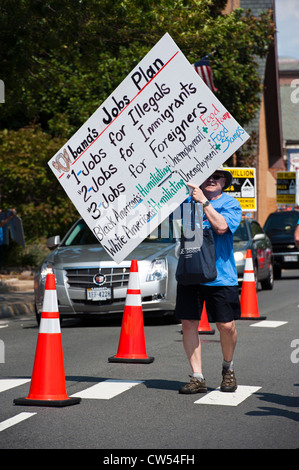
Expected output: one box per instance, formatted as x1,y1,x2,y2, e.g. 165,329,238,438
0,277,34,318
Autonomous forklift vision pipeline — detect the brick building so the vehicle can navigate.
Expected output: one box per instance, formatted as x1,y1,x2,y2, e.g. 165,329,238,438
224,0,284,224
279,57,299,172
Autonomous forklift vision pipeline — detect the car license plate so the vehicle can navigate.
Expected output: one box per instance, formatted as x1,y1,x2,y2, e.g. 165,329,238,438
284,255,298,262
87,287,112,301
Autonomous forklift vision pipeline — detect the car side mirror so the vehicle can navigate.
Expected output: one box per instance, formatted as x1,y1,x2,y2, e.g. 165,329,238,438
253,233,265,241
46,235,61,248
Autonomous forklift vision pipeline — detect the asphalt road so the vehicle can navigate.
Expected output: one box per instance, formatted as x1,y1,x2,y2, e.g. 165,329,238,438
0,270,298,451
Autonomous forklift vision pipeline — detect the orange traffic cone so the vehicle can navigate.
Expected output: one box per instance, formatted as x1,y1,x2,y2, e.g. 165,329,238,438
108,260,154,363
240,249,266,320
14,273,81,407
198,302,215,334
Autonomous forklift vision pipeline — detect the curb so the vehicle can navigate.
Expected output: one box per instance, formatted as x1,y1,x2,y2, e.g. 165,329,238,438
0,300,35,318
0,280,35,319
0,279,34,292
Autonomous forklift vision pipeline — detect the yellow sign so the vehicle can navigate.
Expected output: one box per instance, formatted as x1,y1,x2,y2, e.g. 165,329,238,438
277,195,296,204
224,167,256,211
277,171,296,179
235,198,255,210
227,168,255,178
276,171,296,205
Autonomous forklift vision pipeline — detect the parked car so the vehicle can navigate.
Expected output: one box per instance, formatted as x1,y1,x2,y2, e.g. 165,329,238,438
263,210,299,279
34,217,181,324
233,217,274,290
34,214,274,325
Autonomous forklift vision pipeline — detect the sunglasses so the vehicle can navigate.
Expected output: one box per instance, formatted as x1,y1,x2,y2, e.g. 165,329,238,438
208,173,225,181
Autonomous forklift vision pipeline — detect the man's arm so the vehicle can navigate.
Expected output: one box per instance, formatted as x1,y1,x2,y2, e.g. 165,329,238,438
187,184,228,235
0,209,16,228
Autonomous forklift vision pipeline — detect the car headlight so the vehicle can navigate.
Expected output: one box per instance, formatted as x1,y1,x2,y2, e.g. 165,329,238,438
146,259,167,281
234,251,246,262
40,260,54,283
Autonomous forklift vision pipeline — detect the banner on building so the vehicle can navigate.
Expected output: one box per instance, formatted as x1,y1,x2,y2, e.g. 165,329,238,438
287,149,299,171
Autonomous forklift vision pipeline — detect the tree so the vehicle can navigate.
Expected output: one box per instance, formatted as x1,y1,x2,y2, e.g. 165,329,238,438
0,0,275,245
0,0,275,133
0,125,79,240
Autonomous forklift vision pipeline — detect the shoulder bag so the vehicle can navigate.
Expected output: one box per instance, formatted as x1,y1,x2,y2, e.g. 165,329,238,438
175,201,217,285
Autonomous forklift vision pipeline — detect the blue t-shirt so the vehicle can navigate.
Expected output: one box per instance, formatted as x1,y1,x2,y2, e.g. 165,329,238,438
202,193,242,286
181,193,242,286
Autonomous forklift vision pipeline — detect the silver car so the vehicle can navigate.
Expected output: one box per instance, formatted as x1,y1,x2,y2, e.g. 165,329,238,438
233,217,274,290
35,214,271,325
34,217,181,324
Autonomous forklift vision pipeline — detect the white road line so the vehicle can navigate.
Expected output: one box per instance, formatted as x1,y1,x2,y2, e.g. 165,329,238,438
250,320,288,328
0,378,31,393
71,379,144,400
194,385,261,406
0,413,36,432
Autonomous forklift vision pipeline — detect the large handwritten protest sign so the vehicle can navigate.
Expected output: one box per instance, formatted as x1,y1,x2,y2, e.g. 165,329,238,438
48,33,249,263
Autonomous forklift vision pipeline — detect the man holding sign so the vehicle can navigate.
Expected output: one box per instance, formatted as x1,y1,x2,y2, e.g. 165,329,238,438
48,33,249,264
176,166,242,394
47,33,249,386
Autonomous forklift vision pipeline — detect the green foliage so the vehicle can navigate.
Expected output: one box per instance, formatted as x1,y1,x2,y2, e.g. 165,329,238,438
0,0,275,132
2,239,50,269
0,0,276,262
0,126,79,242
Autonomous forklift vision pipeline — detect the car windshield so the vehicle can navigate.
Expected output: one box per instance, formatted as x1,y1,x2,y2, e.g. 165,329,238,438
264,211,299,232
63,220,99,246
62,217,178,246
143,217,177,243
233,220,249,242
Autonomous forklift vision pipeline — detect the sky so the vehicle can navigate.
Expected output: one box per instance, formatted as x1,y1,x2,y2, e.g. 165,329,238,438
275,0,299,60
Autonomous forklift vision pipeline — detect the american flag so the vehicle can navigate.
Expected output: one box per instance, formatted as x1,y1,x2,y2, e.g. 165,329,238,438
194,57,218,93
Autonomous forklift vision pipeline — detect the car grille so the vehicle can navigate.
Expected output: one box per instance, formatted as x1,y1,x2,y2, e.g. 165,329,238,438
272,243,298,254
65,267,130,289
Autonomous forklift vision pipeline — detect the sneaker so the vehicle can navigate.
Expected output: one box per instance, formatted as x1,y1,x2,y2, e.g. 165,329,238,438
220,368,237,392
179,375,207,394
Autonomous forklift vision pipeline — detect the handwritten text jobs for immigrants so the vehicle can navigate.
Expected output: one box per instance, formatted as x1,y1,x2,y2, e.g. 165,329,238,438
49,35,249,262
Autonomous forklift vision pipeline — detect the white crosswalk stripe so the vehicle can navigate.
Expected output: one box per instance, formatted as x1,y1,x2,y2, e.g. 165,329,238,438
0,378,31,393
0,378,144,431
194,385,261,406
0,412,36,432
0,378,144,401
0,378,261,408
71,379,144,399
250,320,288,328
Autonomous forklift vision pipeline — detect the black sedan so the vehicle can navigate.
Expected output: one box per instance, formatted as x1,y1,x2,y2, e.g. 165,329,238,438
263,210,299,279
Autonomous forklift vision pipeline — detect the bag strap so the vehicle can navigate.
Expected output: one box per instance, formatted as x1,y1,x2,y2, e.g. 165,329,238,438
182,200,203,237
193,200,203,230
